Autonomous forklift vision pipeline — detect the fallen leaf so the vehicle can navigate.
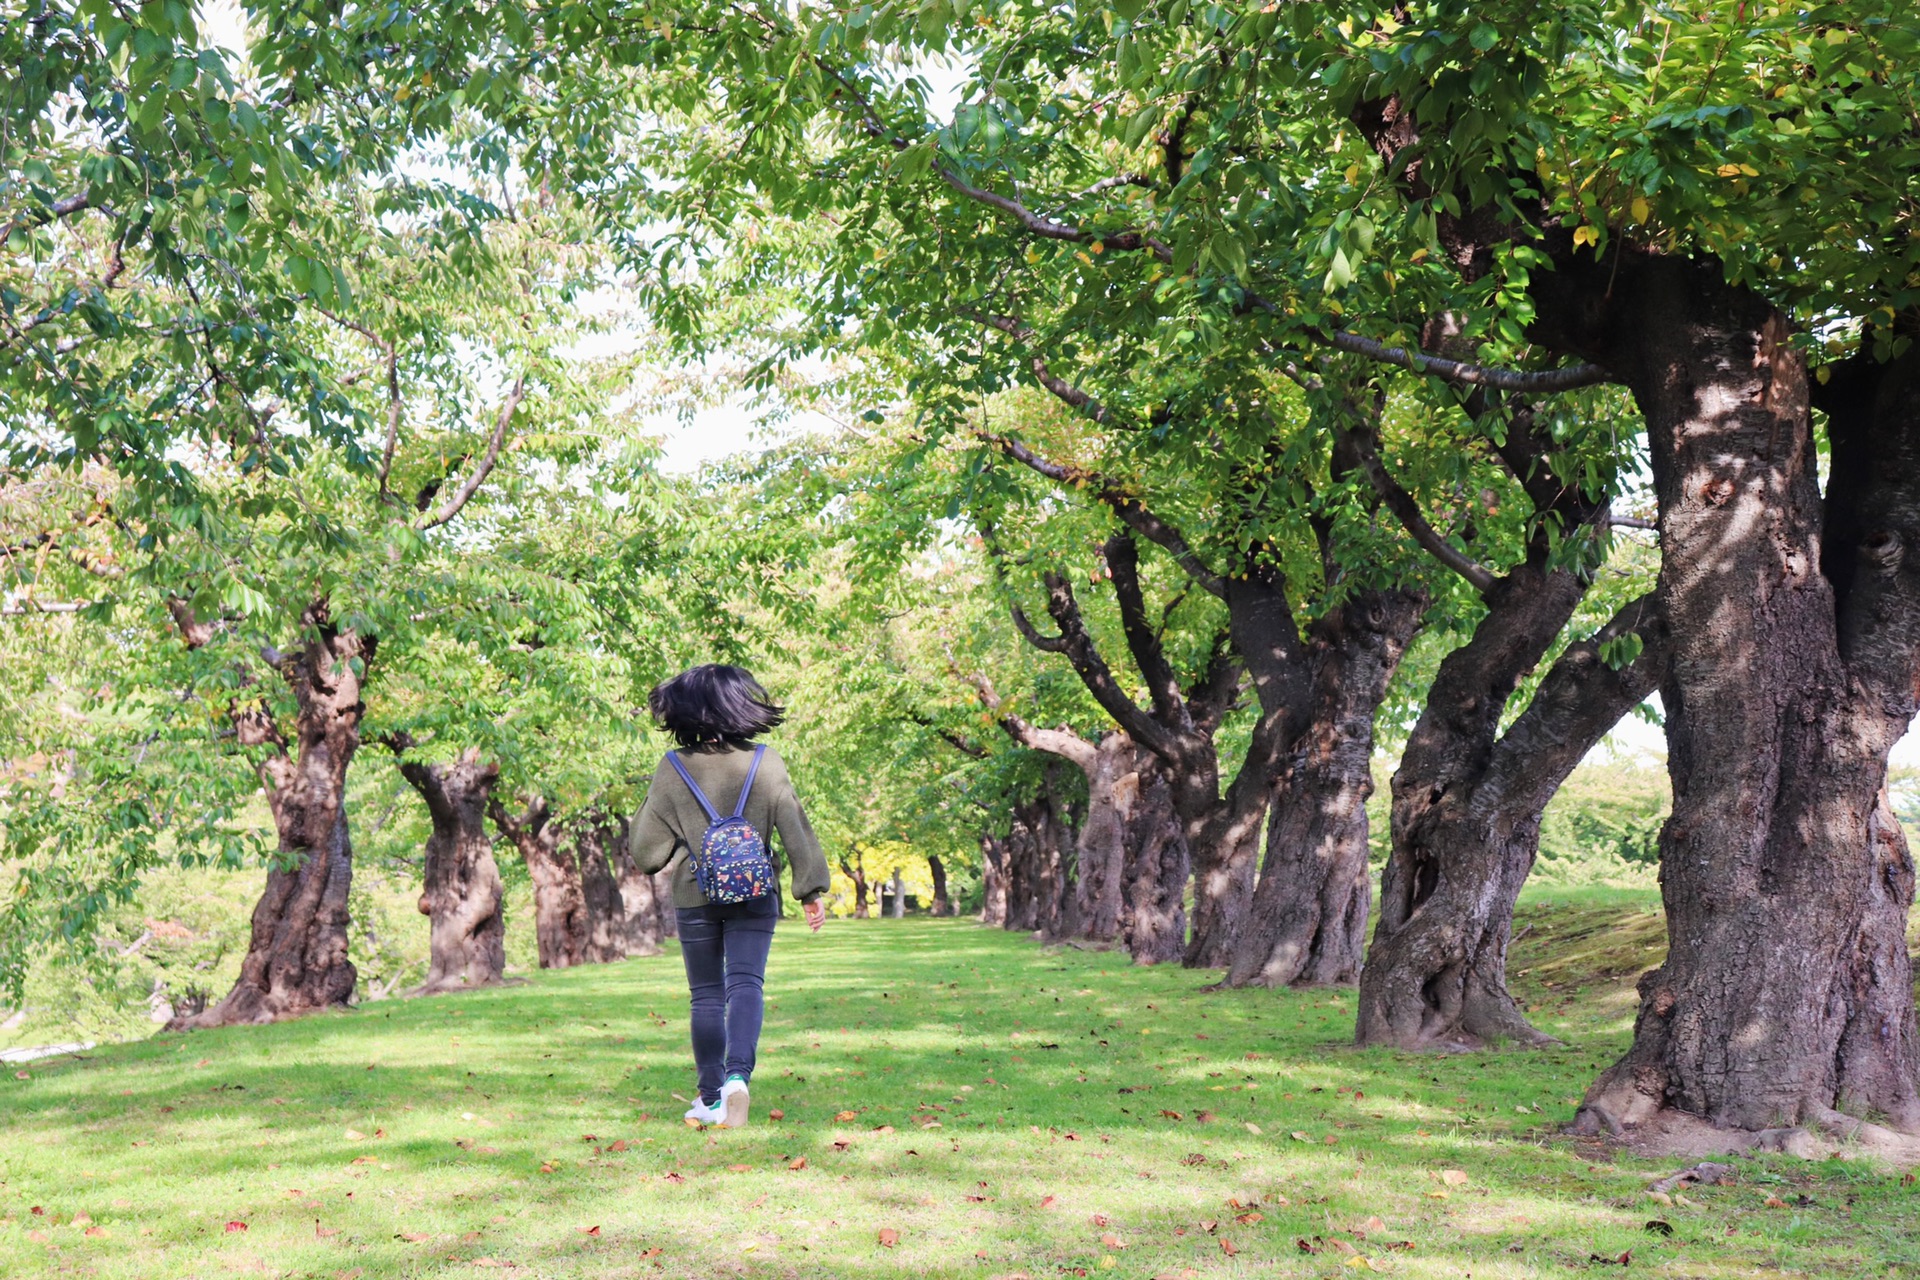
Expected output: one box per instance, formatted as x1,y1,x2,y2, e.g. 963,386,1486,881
1329,1237,1359,1256
30,1207,44,1215
1423,1191,1449,1200
877,1227,899,1248
1245,1122,1263,1135
1090,1213,1110,1227
27,1230,48,1243
1764,1196,1788,1209
318,1224,342,1239
1296,1237,1322,1254
1290,1130,1312,1142
662,1172,685,1184
13,1072,28,1081
196,1059,212,1067
830,1140,851,1153
579,1224,602,1237
1198,1219,1218,1234
1040,1195,1057,1209
84,1226,106,1237
1439,1169,1469,1187
1235,1212,1264,1225
1589,1250,1633,1266
1101,1232,1125,1249
1194,1110,1216,1123
1359,1215,1386,1233
345,1129,367,1141
225,1221,249,1233
398,1231,430,1243
1646,1190,1673,1205
1219,1238,1238,1256
835,1110,858,1122
769,1109,785,1121
788,1157,807,1171
728,1164,752,1173
872,1125,895,1135
538,1164,557,1175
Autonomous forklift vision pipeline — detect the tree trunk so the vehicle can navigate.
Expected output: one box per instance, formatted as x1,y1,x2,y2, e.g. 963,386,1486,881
1120,765,1189,965
888,869,906,918
397,749,505,994
610,822,668,957
172,603,369,1028
488,796,590,970
1224,591,1422,988
927,854,953,916
1002,810,1037,931
979,832,1009,926
1531,253,1920,1145
840,851,872,919
567,814,627,964
1031,769,1077,938
1357,589,1669,1047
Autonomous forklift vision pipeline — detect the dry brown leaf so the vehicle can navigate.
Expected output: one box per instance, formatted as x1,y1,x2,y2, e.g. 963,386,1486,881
1235,1212,1264,1225
1360,1215,1386,1233
835,1110,858,1122
1245,1122,1263,1135
872,1125,896,1135
789,1157,807,1171
1290,1130,1312,1142
768,1109,785,1120
1329,1237,1359,1256
26,1230,48,1243
1089,1213,1110,1227
1439,1169,1469,1187
225,1221,248,1233
1764,1196,1788,1209
877,1227,900,1248
1160,1110,1183,1120
1198,1218,1218,1234
607,1139,628,1153
344,1129,367,1141
1040,1195,1057,1209
1219,1238,1238,1257
1100,1232,1125,1249
582,1225,601,1236
398,1231,430,1243
728,1163,752,1172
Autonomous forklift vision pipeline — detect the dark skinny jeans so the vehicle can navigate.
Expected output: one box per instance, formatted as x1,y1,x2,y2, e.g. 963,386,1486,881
677,893,778,1105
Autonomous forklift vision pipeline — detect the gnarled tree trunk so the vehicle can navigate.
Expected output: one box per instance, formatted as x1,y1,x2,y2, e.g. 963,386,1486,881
1121,765,1189,965
610,821,669,957
172,601,369,1028
839,850,872,919
488,796,590,970
1533,253,1920,1146
1225,590,1422,988
979,832,1009,927
567,813,626,964
1357,590,1668,1048
927,854,953,916
397,748,505,994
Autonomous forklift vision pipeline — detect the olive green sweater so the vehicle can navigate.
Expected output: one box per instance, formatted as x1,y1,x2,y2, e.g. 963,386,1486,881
628,745,830,909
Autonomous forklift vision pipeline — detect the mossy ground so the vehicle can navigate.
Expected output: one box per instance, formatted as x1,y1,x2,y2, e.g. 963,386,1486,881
3,890,1916,1279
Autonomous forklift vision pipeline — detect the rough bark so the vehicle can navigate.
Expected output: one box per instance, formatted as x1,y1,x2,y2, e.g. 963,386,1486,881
1002,808,1038,932
488,797,590,970
1357,590,1669,1048
979,832,1009,927
609,822,669,957
887,869,907,918
839,852,872,919
927,854,954,916
1120,765,1189,965
172,601,369,1028
567,814,627,964
1530,252,1920,1144
396,748,505,994
1225,590,1423,988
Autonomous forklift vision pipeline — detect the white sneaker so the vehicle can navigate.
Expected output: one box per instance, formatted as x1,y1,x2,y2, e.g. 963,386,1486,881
720,1078,750,1128
683,1096,724,1125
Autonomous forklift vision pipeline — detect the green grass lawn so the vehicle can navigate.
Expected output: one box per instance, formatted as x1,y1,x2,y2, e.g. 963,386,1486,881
3,900,1917,1279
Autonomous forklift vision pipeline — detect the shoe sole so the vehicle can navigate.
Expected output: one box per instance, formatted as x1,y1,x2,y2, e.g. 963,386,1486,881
723,1087,750,1128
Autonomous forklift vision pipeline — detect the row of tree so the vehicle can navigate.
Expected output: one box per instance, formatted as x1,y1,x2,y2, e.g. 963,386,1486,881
8,1,1920,1156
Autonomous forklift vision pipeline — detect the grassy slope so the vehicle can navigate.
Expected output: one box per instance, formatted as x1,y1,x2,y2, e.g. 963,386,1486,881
2,893,1916,1280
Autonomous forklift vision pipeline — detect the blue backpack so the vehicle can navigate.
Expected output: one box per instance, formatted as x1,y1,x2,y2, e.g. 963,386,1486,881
665,746,777,904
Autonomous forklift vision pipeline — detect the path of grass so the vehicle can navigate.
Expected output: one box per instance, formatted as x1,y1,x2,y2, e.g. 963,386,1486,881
3,903,1917,1279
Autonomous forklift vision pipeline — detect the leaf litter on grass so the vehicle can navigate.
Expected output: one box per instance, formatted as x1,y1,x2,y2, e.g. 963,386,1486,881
3,907,1919,1278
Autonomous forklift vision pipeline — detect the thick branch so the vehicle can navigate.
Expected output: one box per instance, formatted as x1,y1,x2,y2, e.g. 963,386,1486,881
983,431,1228,599
417,379,523,530
1038,571,1174,754
1104,531,1190,731
1345,424,1498,595
0,191,94,246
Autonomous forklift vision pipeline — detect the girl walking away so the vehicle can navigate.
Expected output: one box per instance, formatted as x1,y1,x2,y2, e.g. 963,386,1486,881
630,665,830,1128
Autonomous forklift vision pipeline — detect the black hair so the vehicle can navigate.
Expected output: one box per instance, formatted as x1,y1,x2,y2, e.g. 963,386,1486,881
648,664,786,751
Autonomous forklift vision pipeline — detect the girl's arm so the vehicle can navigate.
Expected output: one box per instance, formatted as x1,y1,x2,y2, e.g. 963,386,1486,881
628,765,682,874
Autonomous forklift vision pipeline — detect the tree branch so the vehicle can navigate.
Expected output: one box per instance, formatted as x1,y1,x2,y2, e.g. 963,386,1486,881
1344,422,1498,596
1038,571,1174,754
416,379,523,530
1103,531,1191,731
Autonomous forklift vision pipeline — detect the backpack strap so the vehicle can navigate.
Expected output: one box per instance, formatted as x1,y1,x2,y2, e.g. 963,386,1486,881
733,746,767,820
665,751,722,824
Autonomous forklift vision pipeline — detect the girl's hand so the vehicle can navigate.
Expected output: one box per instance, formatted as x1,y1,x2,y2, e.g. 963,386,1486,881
804,900,826,932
